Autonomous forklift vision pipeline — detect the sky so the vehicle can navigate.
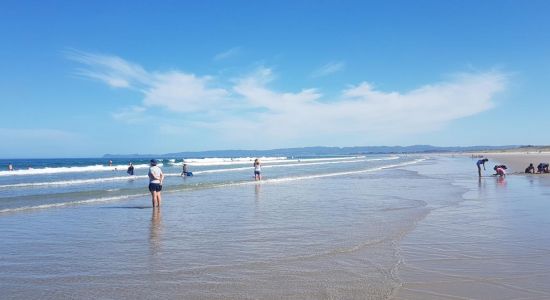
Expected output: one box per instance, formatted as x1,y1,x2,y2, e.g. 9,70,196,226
1,0,550,158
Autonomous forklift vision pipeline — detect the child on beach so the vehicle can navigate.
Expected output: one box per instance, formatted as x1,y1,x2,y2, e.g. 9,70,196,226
148,159,164,207
476,158,488,177
494,165,506,177
254,159,261,181
537,163,549,173
525,163,535,174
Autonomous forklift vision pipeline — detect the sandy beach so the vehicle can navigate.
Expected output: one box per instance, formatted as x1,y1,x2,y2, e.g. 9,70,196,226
395,157,550,299
2,156,550,299
470,152,550,174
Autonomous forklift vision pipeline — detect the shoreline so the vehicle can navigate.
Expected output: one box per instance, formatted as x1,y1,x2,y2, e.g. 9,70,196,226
2,156,550,298
465,152,550,174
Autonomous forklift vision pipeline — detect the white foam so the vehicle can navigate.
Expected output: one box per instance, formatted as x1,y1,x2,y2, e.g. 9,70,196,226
0,194,147,214
0,156,399,189
0,158,425,214
0,156,378,176
0,163,155,177
170,158,426,190
0,175,148,188
179,156,288,166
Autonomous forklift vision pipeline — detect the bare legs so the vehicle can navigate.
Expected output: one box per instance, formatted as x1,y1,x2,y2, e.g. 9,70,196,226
151,191,162,207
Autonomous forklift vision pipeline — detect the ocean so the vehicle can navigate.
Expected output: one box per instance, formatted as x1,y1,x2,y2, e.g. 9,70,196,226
0,155,416,213
2,155,550,299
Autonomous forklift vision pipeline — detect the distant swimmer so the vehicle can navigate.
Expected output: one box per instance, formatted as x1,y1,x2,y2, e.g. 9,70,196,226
181,163,192,176
127,162,134,175
109,160,113,167
254,158,262,181
525,163,535,174
476,158,488,177
8,163,13,171
148,159,164,207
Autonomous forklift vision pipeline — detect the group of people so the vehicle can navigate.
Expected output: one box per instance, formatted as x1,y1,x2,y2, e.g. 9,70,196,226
478,158,550,176
525,163,549,174
6,163,33,171
146,158,263,207
476,158,507,177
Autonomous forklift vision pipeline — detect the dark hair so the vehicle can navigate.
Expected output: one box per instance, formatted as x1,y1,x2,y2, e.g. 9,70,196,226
150,159,157,166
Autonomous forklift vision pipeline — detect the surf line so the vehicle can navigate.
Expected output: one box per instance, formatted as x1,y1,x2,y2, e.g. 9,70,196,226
188,156,399,175
0,158,425,214
0,194,146,214
0,156,399,189
168,158,427,192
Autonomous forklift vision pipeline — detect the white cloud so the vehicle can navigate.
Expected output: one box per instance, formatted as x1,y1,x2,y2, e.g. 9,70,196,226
213,47,241,61
111,106,148,123
67,50,149,89
311,61,345,78
70,51,507,147
218,69,507,146
234,67,321,111
69,51,230,114
144,72,228,112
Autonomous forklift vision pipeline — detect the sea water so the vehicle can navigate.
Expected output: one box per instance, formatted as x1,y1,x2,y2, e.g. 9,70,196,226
2,156,548,299
0,155,408,213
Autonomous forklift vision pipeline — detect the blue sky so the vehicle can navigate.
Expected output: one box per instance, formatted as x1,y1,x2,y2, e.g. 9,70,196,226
1,0,549,158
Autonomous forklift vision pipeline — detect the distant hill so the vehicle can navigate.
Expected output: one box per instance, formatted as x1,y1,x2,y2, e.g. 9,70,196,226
103,145,523,158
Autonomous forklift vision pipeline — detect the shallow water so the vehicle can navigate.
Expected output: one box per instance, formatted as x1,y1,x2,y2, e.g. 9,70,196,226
1,156,549,299
0,155,405,212
395,157,550,299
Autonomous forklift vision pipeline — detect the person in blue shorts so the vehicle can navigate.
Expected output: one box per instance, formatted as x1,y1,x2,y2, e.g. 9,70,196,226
148,159,164,207
181,163,192,176
253,158,262,181
476,158,488,177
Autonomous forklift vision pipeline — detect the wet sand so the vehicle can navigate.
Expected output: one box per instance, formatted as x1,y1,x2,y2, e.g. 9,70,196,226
395,157,550,299
2,157,550,299
472,152,550,174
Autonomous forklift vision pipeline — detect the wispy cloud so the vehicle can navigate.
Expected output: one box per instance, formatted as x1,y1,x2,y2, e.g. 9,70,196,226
111,106,148,123
311,61,345,78
67,50,149,89
68,51,229,114
70,51,507,147
219,68,507,146
213,47,241,61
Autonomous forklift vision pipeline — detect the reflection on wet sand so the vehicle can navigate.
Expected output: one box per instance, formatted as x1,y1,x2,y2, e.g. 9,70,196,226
254,183,261,202
497,176,507,187
149,208,162,256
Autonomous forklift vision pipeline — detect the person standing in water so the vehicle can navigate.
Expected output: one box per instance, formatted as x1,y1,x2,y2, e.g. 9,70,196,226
8,163,14,171
181,163,190,176
476,158,488,177
127,162,134,175
253,158,262,181
148,159,164,207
